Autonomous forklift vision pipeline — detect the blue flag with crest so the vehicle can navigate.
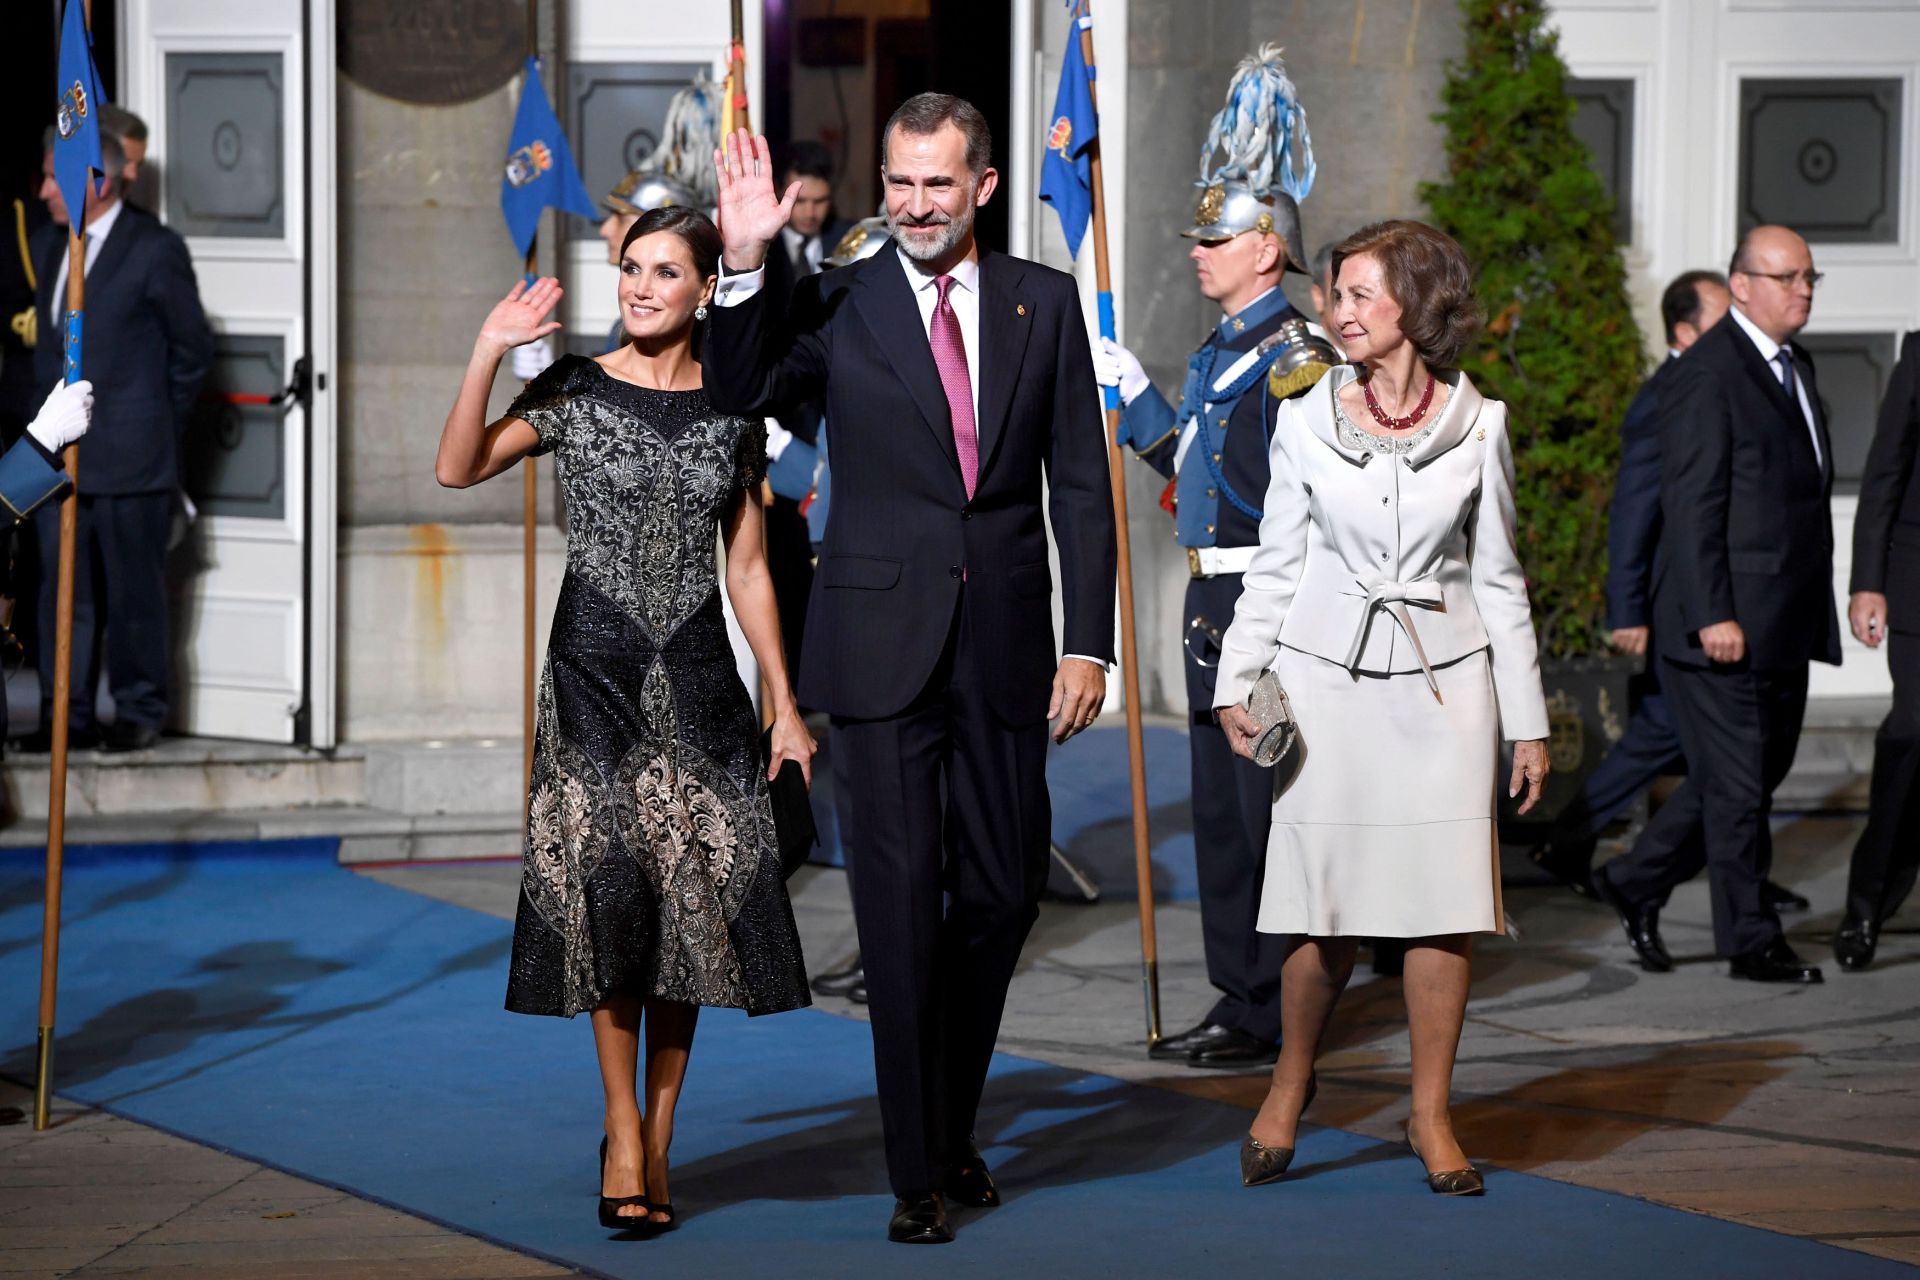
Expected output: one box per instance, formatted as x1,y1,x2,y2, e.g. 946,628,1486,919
1038,6,1098,260
500,57,598,259
52,0,104,384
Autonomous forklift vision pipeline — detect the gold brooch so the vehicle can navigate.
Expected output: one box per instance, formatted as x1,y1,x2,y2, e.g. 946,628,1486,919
1231,318,1245,332
1017,304,1027,316
1475,428,1486,440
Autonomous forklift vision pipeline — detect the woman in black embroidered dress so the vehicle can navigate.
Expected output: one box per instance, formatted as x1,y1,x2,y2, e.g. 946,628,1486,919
435,208,814,1233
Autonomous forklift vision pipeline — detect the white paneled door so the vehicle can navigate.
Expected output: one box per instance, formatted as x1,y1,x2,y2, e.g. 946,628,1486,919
118,0,337,745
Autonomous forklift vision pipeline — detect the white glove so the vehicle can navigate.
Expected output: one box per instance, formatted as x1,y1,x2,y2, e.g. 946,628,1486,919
1091,338,1151,405
27,379,93,452
765,417,794,462
510,336,555,383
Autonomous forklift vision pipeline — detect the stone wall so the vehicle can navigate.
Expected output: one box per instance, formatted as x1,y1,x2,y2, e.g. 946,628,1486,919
1121,0,1465,711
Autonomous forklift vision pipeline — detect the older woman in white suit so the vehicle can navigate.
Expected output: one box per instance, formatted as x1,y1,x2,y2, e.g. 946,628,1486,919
1214,220,1551,1196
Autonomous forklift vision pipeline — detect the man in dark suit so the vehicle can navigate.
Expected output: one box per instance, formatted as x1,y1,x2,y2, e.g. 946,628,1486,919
28,129,213,753
1836,331,1920,970
1536,271,1800,940
759,140,852,681
707,97,1116,1244
1602,225,1838,985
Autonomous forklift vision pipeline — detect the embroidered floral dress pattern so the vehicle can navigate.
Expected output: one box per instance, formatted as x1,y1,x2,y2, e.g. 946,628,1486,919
502,355,809,1020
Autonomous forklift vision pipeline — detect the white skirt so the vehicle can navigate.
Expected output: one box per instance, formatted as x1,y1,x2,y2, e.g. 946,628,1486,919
1256,645,1504,938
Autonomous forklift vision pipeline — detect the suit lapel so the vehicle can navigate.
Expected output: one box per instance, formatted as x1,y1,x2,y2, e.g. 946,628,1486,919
973,249,1032,480
84,209,137,299
852,250,962,479
1794,341,1834,490
1724,324,1823,478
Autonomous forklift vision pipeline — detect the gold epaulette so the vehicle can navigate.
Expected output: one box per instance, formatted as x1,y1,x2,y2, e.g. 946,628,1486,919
1268,359,1332,400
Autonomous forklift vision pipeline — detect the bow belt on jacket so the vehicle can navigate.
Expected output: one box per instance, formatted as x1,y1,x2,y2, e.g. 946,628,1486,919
1340,574,1444,702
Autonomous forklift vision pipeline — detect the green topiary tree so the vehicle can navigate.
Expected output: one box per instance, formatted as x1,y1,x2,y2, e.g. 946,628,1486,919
1420,0,1646,660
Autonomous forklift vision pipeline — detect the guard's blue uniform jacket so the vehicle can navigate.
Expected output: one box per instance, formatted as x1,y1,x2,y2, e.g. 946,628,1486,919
0,433,70,527
1114,287,1303,552
1110,285,1325,1049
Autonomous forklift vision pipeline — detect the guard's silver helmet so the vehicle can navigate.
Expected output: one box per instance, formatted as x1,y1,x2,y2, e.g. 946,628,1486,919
824,215,891,268
1180,182,1309,276
1186,43,1314,276
604,168,699,219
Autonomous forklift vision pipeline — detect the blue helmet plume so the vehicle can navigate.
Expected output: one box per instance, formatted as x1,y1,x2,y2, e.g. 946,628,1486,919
1196,43,1315,202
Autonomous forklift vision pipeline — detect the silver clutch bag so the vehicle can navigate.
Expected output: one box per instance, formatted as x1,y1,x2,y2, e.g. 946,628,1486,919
1245,669,1298,767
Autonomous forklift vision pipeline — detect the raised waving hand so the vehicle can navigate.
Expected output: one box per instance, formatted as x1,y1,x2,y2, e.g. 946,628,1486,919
712,128,800,272
478,276,565,357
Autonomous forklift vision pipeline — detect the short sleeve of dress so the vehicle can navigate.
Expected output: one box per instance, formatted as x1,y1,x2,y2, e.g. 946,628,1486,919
504,354,585,455
734,416,769,490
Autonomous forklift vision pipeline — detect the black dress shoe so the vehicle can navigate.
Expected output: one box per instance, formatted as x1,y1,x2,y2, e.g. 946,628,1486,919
102,721,161,754
1834,916,1879,972
15,725,100,754
1763,880,1811,914
811,955,864,998
1150,1021,1235,1061
1530,834,1599,897
887,1193,952,1244
1729,938,1823,984
947,1142,1000,1208
1189,1027,1281,1070
1591,869,1673,972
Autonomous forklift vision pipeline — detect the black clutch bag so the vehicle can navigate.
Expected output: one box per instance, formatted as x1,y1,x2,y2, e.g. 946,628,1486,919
761,727,818,879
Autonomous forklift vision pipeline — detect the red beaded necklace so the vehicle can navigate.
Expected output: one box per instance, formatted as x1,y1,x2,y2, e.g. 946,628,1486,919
1362,373,1436,431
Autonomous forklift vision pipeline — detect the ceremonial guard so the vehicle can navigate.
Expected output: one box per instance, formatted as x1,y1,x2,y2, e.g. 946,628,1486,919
1094,47,1336,1069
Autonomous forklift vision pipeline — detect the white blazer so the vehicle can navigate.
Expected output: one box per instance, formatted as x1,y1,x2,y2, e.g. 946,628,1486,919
1212,366,1550,742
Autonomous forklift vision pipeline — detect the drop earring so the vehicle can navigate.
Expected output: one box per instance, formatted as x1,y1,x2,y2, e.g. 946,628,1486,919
695,303,709,320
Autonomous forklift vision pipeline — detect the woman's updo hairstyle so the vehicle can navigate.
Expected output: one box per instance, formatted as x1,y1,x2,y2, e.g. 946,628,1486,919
1330,220,1483,370
619,205,723,281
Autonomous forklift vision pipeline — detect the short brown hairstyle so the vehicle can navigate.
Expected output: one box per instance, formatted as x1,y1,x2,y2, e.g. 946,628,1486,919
881,92,992,176
1330,220,1482,369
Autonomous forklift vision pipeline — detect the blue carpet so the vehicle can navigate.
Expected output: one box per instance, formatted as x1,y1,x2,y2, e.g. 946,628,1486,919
2,842,1909,1280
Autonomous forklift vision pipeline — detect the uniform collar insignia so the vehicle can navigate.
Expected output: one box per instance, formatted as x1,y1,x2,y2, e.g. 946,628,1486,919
1216,287,1292,343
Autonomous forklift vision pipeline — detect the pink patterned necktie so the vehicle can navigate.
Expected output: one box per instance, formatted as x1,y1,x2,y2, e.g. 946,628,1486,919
930,274,979,497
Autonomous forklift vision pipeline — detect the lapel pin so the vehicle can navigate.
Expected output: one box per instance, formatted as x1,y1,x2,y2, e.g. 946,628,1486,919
1475,428,1485,440
1016,303,1027,316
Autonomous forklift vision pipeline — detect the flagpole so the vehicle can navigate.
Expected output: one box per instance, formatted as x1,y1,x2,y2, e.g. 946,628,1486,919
1076,0,1161,1047
36,0,92,1133
521,0,538,791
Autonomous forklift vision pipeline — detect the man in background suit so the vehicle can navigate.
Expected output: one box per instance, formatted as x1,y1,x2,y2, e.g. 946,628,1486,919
27,128,213,753
1836,330,1920,970
1535,271,1811,963
1603,225,1837,985
707,97,1116,1243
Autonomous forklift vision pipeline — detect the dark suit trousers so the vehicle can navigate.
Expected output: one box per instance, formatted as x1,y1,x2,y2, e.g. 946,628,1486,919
1184,575,1285,1043
831,589,1052,1196
1641,655,1807,956
34,492,171,731
1554,666,1685,842
1846,633,1920,924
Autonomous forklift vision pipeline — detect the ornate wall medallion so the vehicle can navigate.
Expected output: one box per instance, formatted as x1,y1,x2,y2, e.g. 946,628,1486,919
339,0,525,106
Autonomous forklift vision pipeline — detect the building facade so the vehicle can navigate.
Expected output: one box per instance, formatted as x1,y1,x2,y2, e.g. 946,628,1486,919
102,0,1907,786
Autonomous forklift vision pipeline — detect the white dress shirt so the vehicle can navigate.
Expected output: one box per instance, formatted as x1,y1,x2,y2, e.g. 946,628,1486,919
1728,304,1822,467
49,198,123,324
